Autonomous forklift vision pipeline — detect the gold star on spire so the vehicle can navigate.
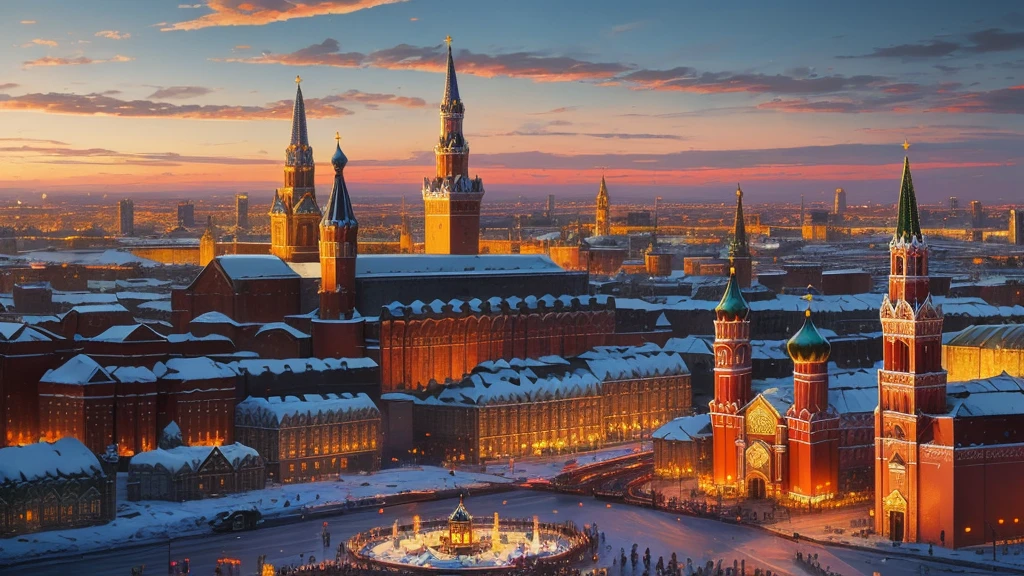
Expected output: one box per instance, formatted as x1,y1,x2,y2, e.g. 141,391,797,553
902,138,910,151
295,75,302,85
445,35,453,47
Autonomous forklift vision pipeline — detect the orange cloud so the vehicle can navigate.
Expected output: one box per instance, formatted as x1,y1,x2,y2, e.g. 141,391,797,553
22,38,58,47
163,0,407,31
95,30,131,40
23,55,133,69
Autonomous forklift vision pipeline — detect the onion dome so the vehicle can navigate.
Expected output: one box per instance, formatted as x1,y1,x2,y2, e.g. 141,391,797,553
449,496,471,522
321,132,357,227
715,268,750,320
331,136,348,171
787,308,831,363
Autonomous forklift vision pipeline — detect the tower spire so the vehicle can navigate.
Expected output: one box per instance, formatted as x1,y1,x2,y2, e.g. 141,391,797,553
290,75,309,148
894,154,922,243
730,184,749,257
441,36,462,112
321,132,356,226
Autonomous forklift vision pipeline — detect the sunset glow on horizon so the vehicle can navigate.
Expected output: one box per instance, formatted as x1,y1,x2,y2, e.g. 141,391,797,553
2,0,1024,202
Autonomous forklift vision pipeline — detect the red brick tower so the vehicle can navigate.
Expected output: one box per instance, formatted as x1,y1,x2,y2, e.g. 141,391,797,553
709,269,752,490
271,76,321,263
729,185,752,288
423,37,485,255
874,144,946,543
312,133,365,359
785,308,839,502
319,132,358,319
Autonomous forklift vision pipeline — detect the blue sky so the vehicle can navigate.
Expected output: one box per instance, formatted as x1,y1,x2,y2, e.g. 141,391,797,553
1,0,1023,202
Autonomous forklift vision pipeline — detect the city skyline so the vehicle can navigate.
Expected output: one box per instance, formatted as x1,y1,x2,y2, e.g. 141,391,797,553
2,1,1024,201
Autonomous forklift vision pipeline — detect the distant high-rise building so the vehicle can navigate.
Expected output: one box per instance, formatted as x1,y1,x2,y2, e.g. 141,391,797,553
422,36,484,255
177,201,195,227
833,188,847,215
118,199,134,236
949,196,959,210
546,194,555,219
1011,208,1024,246
800,194,805,226
595,176,610,236
236,194,249,229
970,200,983,228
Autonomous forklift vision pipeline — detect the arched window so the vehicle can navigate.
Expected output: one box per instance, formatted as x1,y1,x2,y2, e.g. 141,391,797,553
892,424,906,440
895,256,904,276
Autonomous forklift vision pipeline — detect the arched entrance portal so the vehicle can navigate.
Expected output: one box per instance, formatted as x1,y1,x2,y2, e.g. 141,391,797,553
747,477,766,499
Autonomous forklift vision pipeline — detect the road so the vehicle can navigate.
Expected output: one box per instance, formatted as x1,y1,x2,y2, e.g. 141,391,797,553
4,491,1001,576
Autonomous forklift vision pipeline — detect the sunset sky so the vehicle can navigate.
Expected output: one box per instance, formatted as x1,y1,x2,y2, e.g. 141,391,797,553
2,0,1024,203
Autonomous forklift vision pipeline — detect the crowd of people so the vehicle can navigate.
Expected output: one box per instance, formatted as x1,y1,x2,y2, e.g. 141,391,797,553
794,551,843,576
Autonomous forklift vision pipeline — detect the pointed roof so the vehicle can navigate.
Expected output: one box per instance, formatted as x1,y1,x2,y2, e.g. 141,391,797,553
894,156,922,243
294,192,321,215
441,38,462,111
786,309,831,363
449,495,471,522
715,269,750,320
729,184,749,257
597,175,608,199
321,136,358,227
271,192,288,214
290,79,309,148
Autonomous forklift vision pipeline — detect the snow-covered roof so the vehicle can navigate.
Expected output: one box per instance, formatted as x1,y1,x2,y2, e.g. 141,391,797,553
653,414,712,442
0,322,56,342
138,300,173,312
108,365,157,384
64,303,130,315
91,323,166,343
583,347,689,381
236,393,379,426
383,294,611,318
40,354,113,385
153,357,236,381
165,332,233,343
0,438,104,485
231,357,376,376
18,249,151,267
217,255,300,281
662,336,713,356
752,366,879,415
947,374,1024,417
116,291,170,302
129,443,260,474
255,322,309,339
52,292,118,305
288,254,569,280
191,311,240,325
436,368,602,406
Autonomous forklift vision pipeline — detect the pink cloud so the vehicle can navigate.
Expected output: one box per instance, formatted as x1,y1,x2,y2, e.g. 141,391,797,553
163,0,406,31
23,55,133,69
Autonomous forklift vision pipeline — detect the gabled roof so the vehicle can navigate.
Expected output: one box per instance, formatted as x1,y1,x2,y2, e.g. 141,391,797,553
293,192,321,215
255,322,309,339
41,354,113,385
0,322,56,343
0,438,103,485
652,414,712,442
216,255,300,282
91,323,167,343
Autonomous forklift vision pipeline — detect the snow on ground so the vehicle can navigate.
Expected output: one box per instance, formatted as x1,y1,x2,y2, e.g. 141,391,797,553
466,442,650,481
0,466,511,565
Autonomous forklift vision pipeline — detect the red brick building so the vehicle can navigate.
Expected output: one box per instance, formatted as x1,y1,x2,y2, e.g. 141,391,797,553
0,322,63,448
171,256,302,330
378,295,616,392
154,357,236,447
38,355,119,455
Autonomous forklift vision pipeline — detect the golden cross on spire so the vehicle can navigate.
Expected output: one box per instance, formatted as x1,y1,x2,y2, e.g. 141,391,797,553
335,131,341,143
902,138,910,151
295,75,302,85
444,35,453,47
802,292,814,316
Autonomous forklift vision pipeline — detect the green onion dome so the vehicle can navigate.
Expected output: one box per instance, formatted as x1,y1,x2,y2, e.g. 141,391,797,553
715,269,750,320
787,309,831,363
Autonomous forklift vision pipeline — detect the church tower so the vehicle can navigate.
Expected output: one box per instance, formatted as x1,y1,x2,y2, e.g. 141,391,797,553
423,37,485,255
594,176,610,237
785,308,839,503
709,269,752,490
874,144,946,543
318,133,358,320
730,185,752,288
271,76,321,263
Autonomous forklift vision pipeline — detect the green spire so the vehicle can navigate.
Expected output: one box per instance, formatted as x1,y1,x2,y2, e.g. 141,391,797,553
729,184,749,257
716,269,750,319
787,308,831,363
894,156,922,243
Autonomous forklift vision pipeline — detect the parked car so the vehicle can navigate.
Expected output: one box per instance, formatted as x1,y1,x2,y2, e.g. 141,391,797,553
209,509,263,532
